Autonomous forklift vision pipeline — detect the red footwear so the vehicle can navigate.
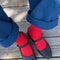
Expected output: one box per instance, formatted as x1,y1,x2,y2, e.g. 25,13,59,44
16,32,36,60
28,25,52,59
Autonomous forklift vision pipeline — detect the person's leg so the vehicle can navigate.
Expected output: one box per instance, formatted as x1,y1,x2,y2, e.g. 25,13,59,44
16,32,33,57
0,6,19,47
28,0,47,51
27,0,60,30
28,25,52,59
28,24,47,51
0,6,36,60
15,0,42,58
15,32,36,60
26,0,58,59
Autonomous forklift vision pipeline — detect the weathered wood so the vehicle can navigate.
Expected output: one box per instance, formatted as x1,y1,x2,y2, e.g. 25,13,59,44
0,0,29,22
2,59,19,60
28,37,60,57
0,0,29,7
0,20,60,59
18,58,60,60
0,0,60,60
0,43,21,59
42,20,60,37
16,21,30,32
1,0,60,22
16,21,60,37
4,7,29,22
37,58,60,60
4,7,60,24
0,37,60,59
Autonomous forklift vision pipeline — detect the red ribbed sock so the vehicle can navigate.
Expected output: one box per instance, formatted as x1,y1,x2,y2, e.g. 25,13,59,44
15,32,33,57
28,24,47,51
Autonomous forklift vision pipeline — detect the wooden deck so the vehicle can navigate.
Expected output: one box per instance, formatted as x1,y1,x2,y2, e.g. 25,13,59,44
0,0,60,60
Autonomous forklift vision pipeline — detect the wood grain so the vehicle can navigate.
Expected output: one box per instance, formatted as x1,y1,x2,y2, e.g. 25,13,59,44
0,0,60,60
16,21,60,37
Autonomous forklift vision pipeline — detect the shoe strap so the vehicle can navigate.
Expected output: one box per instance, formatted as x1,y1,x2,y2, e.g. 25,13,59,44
34,37,42,42
19,42,29,48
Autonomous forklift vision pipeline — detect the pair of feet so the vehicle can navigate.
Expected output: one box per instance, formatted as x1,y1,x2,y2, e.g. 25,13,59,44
16,32,52,60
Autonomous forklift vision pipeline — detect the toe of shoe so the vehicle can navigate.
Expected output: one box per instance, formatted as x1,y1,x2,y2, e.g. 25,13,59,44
39,43,52,59
23,54,36,60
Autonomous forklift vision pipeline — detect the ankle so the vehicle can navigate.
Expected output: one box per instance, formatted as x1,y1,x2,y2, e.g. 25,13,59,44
28,24,42,40
15,32,28,46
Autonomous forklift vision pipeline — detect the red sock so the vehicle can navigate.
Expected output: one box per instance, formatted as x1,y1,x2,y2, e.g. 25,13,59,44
28,24,47,51
15,32,33,57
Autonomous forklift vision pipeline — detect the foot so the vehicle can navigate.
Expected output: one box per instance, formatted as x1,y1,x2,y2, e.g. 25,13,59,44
28,24,52,59
16,32,36,60
28,33,52,59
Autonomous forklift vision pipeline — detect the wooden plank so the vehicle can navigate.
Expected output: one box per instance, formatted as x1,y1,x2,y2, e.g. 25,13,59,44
2,59,19,60
0,0,29,22
16,21,60,37
28,37,60,57
42,26,60,37
3,7,60,24
18,58,60,60
0,0,29,7
1,0,60,60
1,0,60,20
42,19,60,37
16,21,30,32
2,57,60,60
0,21,60,59
0,43,21,59
3,7,29,22
3,7,60,37
0,36,60,59
37,58,60,60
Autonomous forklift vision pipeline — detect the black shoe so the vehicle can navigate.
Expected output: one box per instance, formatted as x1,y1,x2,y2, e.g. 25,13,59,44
17,41,36,60
28,33,52,59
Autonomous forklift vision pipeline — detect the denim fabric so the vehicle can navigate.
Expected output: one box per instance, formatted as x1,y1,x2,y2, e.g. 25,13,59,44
27,0,60,30
0,6,19,48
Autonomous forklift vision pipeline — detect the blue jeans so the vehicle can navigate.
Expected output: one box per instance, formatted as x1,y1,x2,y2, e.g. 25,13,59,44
27,0,60,30
0,6,19,48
